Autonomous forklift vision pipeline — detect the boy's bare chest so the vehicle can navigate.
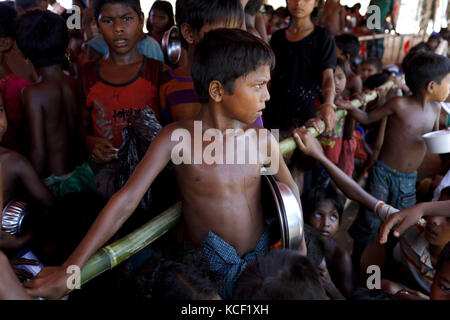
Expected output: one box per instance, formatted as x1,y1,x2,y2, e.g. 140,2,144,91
395,104,439,136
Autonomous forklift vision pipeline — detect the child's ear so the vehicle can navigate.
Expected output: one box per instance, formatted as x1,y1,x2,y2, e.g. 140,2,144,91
209,80,224,102
180,23,195,45
0,37,13,52
426,81,435,94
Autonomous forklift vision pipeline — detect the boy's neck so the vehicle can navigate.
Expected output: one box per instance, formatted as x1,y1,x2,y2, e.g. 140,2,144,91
37,65,64,79
105,46,142,66
197,103,247,132
412,91,432,108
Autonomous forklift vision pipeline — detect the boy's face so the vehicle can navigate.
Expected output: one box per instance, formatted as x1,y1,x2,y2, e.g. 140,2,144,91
0,103,7,141
98,3,143,55
307,199,339,242
221,64,270,124
359,63,378,81
287,0,317,19
425,215,450,247
430,262,450,300
334,66,346,96
430,73,450,102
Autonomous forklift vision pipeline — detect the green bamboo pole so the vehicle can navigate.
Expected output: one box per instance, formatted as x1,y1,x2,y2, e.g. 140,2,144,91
76,80,395,289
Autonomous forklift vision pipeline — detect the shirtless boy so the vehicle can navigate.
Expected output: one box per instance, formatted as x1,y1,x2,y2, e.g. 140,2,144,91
338,52,450,266
15,10,95,198
24,28,303,300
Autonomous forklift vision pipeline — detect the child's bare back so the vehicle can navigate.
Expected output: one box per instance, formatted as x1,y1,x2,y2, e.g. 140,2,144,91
22,70,79,177
378,96,440,173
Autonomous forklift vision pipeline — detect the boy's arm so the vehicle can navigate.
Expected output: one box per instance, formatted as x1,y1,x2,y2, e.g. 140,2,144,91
338,94,397,125
0,251,32,300
22,87,46,176
292,127,378,210
14,153,54,208
23,125,176,299
379,201,450,244
318,68,338,133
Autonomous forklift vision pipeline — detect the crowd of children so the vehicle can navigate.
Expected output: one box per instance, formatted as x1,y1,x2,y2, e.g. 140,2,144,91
0,0,449,301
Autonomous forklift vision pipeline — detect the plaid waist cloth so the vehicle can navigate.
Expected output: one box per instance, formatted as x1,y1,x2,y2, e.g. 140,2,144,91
200,227,271,299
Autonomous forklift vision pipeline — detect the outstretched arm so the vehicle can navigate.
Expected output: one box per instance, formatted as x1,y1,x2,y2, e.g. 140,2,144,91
338,94,397,125
378,201,450,244
24,125,177,299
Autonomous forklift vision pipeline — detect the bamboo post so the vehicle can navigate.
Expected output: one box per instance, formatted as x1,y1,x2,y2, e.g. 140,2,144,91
76,80,395,290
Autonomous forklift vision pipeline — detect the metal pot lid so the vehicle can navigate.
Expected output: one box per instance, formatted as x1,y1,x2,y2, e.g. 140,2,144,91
2,200,31,236
161,26,182,66
262,175,304,250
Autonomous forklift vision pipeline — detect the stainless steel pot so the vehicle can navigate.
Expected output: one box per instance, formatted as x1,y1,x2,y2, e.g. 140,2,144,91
262,175,304,250
161,26,182,66
1,200,31,236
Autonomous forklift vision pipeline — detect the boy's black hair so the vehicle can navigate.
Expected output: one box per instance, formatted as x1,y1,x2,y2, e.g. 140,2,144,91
335,57,348,75
351,288,397,300
435,241,450,275
335,34,361,65
191,28,275,104
439,186,450,199
15,10,69,68
245,0,264,16
15,0,45,10
175,0,244,47
0,3,17,39
404,51,450,95
301,185,345,225
93,0,143,21
233,249,327,300
362,57,383,72
148,0,175,31
136,248,220,300
304,224,326,268
363,72,389,90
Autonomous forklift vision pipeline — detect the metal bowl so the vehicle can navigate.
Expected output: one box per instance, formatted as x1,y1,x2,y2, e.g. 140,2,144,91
161,26,182,66
262,175,304,250
1,200,31,236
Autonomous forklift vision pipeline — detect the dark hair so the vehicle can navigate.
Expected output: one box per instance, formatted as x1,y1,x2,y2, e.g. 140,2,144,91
15,0,45,10
301,185,345,225
428,34,443,44
191,28,275,103
138,248,220,300
363,72,389,90
233,249,327,300
93,0,143,21
147,1,174,33
440,186,450,199
175,0,244,47
435,242,450,275
351,288,397,300
0,3,17,39
15,10,69,68
362,57,382,72
245,0,264,16
335,34,360,65
335,57,348,76
304,224,326,268
404,52,450,94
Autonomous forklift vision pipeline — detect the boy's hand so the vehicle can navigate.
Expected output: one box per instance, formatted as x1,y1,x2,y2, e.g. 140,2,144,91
23,266,70,300
292,127,325,160
305,117,325,133
335,97,355,111
318,104,338,133
86,136,118,164
0,231,32,249
378,204,425,244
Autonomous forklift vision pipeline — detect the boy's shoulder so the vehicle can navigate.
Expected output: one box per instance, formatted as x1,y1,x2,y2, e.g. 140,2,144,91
0,146,27,168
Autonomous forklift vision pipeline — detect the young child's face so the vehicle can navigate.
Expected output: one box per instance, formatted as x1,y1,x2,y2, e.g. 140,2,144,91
359,63,378,82
424,215,450,247
334,66,347,96
430,73,450,102
430,262,450,300
221,64,271,124
307,199,339,242
287,0,317,19
149,8,169,34
98,3,143,55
